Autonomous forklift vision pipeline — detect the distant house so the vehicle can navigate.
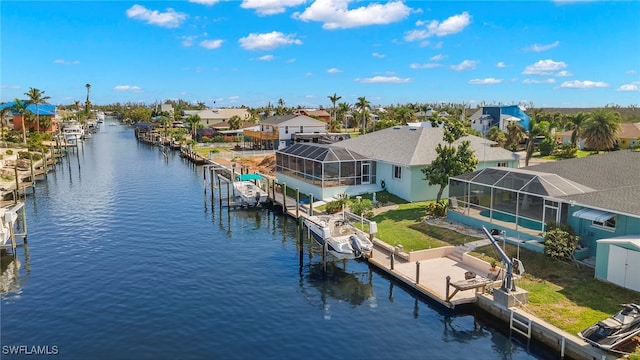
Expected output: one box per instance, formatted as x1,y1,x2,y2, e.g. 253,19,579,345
275,125,519,202
555,122,640,150
447,150,640,292
184,108,252,128
469,105,530,135
293,109,331,122
0,101,58,133
244,114,326,150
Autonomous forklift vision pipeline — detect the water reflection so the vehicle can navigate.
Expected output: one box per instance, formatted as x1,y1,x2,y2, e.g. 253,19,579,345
0,245,29,297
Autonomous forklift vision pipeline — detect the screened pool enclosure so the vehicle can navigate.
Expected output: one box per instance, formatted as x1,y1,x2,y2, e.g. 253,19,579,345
276,143,376,188
448,167,592,237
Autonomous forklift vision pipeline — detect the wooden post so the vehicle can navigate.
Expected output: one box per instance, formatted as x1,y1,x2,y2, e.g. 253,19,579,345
203,167,207,196
210,168,215,203
41,150,48,174
226,181,231,207
416,261,421,284
20,205,27,243
282,183,287,214
8,217,16,253
14,165,19,204
309,193,314,215
30,157,35,188
271,179,276,204
217,175,223,207
445,276,451,301
295,188,300,219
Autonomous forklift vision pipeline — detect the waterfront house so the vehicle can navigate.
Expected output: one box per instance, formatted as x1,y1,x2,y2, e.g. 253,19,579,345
0,101,58,133
469,105,530,135
244,114,326,150
184,108,252,128
293,109,331,122
447,150,640,291
275,125,519,202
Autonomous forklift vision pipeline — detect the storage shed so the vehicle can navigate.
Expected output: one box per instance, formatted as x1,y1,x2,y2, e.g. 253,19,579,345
595,236,640,292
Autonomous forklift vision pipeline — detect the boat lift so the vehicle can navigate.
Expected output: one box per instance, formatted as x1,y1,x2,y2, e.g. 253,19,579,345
481,226,525,292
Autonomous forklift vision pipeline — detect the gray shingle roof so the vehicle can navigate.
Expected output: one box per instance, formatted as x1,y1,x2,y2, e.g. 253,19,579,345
261,114,299,125
336,126,518,166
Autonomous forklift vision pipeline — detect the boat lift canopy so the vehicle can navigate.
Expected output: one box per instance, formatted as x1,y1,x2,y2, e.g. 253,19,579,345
236,174,263,181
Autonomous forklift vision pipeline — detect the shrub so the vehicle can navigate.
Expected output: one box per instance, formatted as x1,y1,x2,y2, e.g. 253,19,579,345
557,144,578,159
325,200,344,214
538,137,556,156
425,199,448,217
5,149,13,155
543,222,580,261
349,198,374,219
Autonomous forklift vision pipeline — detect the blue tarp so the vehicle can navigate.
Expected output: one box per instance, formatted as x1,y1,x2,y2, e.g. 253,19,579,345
236,174,263,181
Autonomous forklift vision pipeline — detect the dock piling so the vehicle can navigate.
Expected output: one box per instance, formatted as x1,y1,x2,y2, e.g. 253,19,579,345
416,261,421,284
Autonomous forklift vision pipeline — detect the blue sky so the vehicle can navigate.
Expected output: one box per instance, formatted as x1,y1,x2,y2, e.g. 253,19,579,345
2,1,639,109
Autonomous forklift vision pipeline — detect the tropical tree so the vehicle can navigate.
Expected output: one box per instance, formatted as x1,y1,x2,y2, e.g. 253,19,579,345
186,114,202,141
486,126,506,147
85,83,91,115
422,118,478,202
12,98,31,144
582,109,621,152
276,98,286,115
327,92,342,126
525,116,550,166
567,112,589,148
337,102,351,129
74,100,81,121
0,106,12,144
228,115,242,130
505,122,526,151
355,96,370,133
24,87,50,133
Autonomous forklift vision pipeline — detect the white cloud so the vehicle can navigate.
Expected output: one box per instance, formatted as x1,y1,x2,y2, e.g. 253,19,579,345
180,35,197,47
200,39,223,49
126,5,186,28
450,60,478,71
327,68,342,73
555,70,572,77
372,52,385,58
114,85,142,92
228,96,240,102
189,0,220,5
257,55,275,61
560,80,608,89
53,59,80,65
522,59,567,75
626,70,637,75
468,78,502,85
523,78,556,84
241,0,306,15
294,0,411,30
525,40,560,52
286,58,296,63
430,54,446,61
496,61,506,68
410,63,441,69
404,12,471,41
617,83,639,92
238,31,302,50
355,76,411,84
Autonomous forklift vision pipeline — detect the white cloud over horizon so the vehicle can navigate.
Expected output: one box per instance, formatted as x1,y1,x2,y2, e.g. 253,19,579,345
114,85,142,92
126,5,186,28
188,0,220,6
356,76,411,84
560,80,608,89
617,83,639,92
405,12,471,41
294,0,411,30
525,40,560,52
468,78,502,84
522,59,567,75
523,78,556,84
239,31,302,50
410,63,441,69
242,0,306,16
54,59,80,65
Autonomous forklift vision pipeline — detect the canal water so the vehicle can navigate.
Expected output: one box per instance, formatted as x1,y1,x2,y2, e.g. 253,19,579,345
1,124,556,359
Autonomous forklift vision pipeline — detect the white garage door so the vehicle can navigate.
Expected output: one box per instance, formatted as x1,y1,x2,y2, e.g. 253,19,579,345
607,245,640,292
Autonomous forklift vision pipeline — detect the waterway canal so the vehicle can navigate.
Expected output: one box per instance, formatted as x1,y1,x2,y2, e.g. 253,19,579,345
1,123,556,359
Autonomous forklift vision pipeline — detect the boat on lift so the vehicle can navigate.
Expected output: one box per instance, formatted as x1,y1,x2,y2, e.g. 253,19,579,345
304,213,376,260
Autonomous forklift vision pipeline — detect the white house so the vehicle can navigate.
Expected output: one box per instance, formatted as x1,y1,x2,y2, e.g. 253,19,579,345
245,114,327,150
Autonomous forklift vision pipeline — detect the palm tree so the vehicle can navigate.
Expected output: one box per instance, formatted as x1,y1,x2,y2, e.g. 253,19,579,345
327,93,342,126
186,114,202,141
567,112,589,148
85,83,91,115
12,98,31,144
582,109,621,152
486,126,506,147
525,116,550,166
355,96,370,133
0,107,12,144
24,87,50,133
229,115,242,130
337,102,351,129
505,121,526,152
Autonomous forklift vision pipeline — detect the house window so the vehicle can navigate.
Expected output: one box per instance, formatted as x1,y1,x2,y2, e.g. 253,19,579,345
593,216,616,230
285,126,289,134
497,162,507,167
393,165,402,180
261,125,264,131
300,126,304,133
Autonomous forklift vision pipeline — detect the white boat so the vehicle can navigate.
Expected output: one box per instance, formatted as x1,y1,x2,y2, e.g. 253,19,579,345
61,121,84,146
578,304,640,351
0,205,19,247
232,174,268,207
304,213,376,260
96,112,105,123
